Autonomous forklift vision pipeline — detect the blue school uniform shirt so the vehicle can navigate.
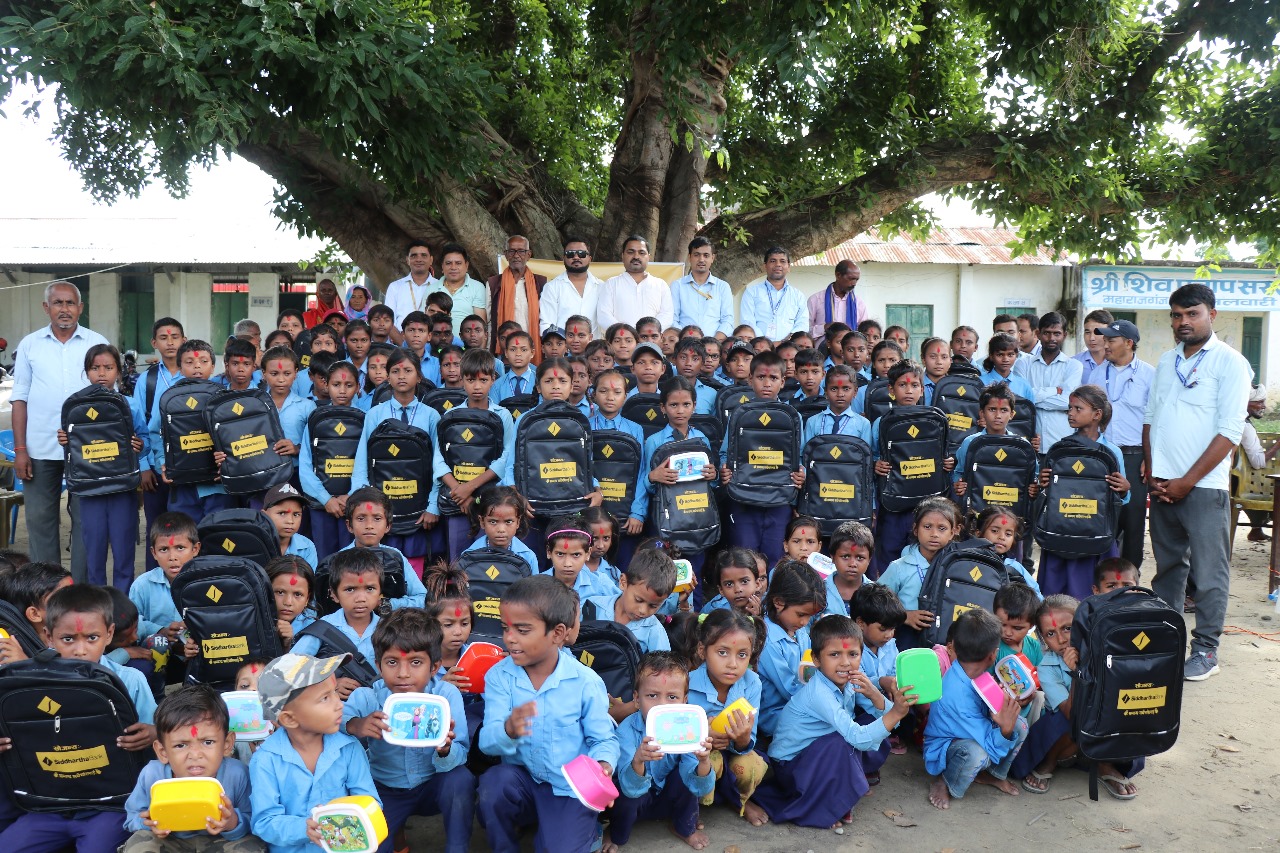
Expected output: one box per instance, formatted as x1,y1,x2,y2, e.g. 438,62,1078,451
284,534,318,569
125,757,252,839
685,664,762,754
583,592,671,653
573,396,595,420
588,412,645,446
801,405,872,447
757,616,810,736
337,541,428,610
590,557,622,586
350,398,441,510
823,574,874,619
479,651,620,795
922,663,1020,776
693,380,718,416
129,567,181,640
290,610,380,664
463,534,539,576
489,366,536,404
978,368,1034,401
767,670,891,761
96,655,157,723
430,401,516,506
131,363,183,428
861,636,899,686
1003,557,1042,598
1037,651,1071,711
879,543,930,611
699,594,732,615
615,710,715,799
923,376,939,406
629,425,712,523
249,729,379,853
274,393,317,462
341,679,469,788
544,565,618,600
147,394,227,499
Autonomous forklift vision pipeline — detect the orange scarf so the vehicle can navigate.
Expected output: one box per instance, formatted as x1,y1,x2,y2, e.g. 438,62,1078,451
498,267,541,362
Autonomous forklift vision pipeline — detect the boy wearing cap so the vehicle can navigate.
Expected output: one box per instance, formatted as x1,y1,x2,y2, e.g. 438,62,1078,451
262,484,318,569
540,326,568,360
249,653,380,853
628,343,667,397
1088,319,1154,569
721,339,755,386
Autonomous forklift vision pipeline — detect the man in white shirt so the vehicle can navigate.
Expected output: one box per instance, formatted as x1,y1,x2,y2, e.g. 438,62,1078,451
382,240,438,329
10,282,109,579
1144,284,1251,681
540,238,603,338
739,246,807,342
671,237,735,339
596,235,674,331
807,260,867,344
1013,312,1082,450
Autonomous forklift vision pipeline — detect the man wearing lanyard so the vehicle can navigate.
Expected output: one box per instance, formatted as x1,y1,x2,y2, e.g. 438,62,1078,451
1088,319,1154,569
739,246,807,342
383,240,437,329
1013,312,1082,451
671,237,735,340
807,260,866,344
1144,284,1251,682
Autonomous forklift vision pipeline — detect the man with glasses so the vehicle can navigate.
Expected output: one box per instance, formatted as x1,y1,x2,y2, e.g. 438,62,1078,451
671,236,734,340
1075,309,1114,373
596,235,674,332
384,240,438,330
487,234,547,357
539,238,602,338
1144,284,1251,682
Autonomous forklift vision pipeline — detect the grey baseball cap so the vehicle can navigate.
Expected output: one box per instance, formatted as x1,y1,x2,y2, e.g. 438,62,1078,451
257,653,350,722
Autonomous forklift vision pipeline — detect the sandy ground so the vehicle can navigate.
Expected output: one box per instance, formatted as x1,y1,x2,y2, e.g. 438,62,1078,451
25,503,1280,852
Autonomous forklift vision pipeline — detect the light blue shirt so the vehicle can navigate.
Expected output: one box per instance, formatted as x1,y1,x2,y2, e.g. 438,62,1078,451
129,567,181,640
98,654,158,724
1144,333,1251,491
131,363,183,436
285,533,318,569
463,534,539,576
767,670,892,761
1003,557,1042,597
489,366,536,404
249,729,379,853
671,274,735,338
426,277,490,331
11,323,109,460
861,636,899,686
350,398,442,511
802,406,872,447
823,575,874,619
291,610,380,663
1013,351,1083,449
431,402,516,509
616,710,716,799
630,425,712,522
693,380,717,416
1037,650,1072,711
544,565,619,600
698,594,732,615
1089,358,1155,448
273,392,317,467
738,281,807,341
479,651,620,795
977,368,1034,402
341,679,468,788
685,664,762,754
334,541,427,610
126,758,252,839
583,592,671,653
757,616,810,736
1073,349,1104,374
922,663,1020,776
880,543,930,611
589,412,645,446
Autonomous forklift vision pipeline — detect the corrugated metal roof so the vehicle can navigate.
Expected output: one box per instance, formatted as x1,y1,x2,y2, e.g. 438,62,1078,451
798,227,1069,267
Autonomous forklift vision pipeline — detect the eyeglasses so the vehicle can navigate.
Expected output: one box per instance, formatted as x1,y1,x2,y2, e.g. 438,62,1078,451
564,250,590,259
505,248,530,256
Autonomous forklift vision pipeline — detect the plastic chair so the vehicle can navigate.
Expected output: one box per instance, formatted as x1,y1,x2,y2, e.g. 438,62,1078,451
0,429,24,542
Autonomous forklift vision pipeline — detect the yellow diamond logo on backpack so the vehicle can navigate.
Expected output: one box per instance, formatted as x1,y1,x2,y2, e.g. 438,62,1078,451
759,413,771,426
232,402,245,416
1132,631,1150,651
485,566,500,580
995,448,1008,462
206,585,223,603
601,444,614,459
738,394,749,404
579,650,595,667
86,408,99,421
646,409,657,421
185,396,198,409
388,444,400,457
548,422,561,436
37,696,60,716
830,446,842,459
907,425,919,438
443,400,454,410
957,386,967,396
221,538,236,553
334,422,347,436
1072,460,1085,474
462,429,474,442
969,566,982,582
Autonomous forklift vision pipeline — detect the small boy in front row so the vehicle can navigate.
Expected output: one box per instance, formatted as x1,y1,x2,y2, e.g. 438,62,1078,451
123,685,264,852
924,609,1028,810
476,575,620,853
342,609,475,853
248,654,379,853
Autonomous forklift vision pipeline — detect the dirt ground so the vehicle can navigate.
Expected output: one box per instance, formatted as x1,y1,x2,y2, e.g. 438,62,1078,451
26,507,1280,852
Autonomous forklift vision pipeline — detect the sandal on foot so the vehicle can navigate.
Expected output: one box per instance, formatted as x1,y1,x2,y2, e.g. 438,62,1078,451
1020,770,1052,794
1100,774,1138,800
866,771,881,786
888,735,906,755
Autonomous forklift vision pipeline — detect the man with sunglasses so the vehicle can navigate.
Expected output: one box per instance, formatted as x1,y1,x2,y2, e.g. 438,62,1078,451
540,238,603,339
1143,283,1251,682
1074,308,1114,373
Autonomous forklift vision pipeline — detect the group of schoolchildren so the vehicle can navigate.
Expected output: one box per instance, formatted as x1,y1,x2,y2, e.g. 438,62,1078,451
0,297,1153,853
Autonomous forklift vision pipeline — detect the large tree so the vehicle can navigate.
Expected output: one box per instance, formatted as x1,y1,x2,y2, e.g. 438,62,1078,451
1,0,1277,287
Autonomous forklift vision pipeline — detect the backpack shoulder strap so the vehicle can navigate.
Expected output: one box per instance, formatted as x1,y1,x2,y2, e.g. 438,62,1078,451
145,363,161,416
581,599,599,621
296,621,377,677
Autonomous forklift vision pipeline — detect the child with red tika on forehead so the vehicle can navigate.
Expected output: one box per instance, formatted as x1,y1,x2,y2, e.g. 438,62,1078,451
129,512,200,649
333,486,428,611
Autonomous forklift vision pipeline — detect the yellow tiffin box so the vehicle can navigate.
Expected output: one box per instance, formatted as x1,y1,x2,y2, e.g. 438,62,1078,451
149,777,224,832
312,795,388,853
709,697,755,735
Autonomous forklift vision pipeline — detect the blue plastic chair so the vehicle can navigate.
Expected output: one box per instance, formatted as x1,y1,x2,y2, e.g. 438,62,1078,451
0,429,23,542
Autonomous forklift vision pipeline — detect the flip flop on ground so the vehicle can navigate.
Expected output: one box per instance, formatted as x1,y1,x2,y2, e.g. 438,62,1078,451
1021,769,1053,794
1100,774,1138,800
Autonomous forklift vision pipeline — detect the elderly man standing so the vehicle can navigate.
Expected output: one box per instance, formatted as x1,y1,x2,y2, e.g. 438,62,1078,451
596,235,674,332
1144,284,1251,682
807,260,866,345
488,234,548,357
11,282,109,578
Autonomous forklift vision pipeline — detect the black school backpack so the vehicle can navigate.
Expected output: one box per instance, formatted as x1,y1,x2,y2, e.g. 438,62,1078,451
714,385,755,426
497,392,540,421
170,555,283,687
591,430,643,523
725,400,802,507
366,419,434,535
371,380,436,407
0,652,150,812
306,405,365,500
797,434,875,537
313,545,409,616
293,621,380,687
1033,435,1123,558
649,438,720,552
159,378,222,485
197,508,281,568
514,402,593,518
948,359,983,379
61,385,141,497
1071,586,1185,800
689,415,723,459
917,539,1011,647
960,434,1038,521
620,393,668,438
205,389,292,495
862,378,894,423
423,387,468,417
437,407,505,516
1011,394,1038,442
574,600,644,703
790,395,828,424
876,405,950,513
0,599,46,658
458,547,533,647
931,374,984,456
